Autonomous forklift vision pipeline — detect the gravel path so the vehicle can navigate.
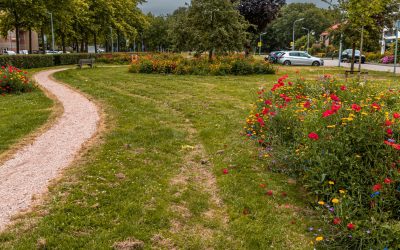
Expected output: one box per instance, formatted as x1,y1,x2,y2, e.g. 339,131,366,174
0,69,100,231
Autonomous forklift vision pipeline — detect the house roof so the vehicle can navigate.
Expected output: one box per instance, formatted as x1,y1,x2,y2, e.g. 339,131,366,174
321,24,340,36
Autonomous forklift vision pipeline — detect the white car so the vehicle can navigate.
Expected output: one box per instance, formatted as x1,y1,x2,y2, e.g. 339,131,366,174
277,51,324,66
4,50,16,55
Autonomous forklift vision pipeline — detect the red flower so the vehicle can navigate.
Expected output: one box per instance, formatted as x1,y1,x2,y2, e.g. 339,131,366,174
384,178,392,184
266,190,273,196
351,104,361,112
347,223,355,230
288,81,293,86
393,144,400,150
372,184,382,191
333,217,341,225
330,94,340,102
385,120,393,126
222,169,229,175
257,117,265,127
265,100,272,105
323,109,335,118
394,113,400,119
259,183,266,188
385,140,394,146
303,101,311,109
308,132,319,140
331,103,341,112
371,103,381,111
387,128,393,135
340,85,347,91
281,192,287,197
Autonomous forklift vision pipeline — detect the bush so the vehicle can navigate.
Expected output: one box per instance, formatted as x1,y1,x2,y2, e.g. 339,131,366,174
245,75,400,249
56,53,95,65
0,55,54,69
365,52,381,62
129,53,275,75
0,66,34,94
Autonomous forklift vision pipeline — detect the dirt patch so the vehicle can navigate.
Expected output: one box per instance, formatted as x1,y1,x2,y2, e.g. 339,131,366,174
112,238,144,250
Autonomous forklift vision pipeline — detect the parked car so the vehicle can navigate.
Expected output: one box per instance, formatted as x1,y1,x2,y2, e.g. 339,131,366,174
265,51,283,63
341,49,366,64
3,50,16,55
277,51,324,66
19,50,29,54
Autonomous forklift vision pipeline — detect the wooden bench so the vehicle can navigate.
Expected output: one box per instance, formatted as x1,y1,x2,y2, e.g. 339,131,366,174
77,59,95,69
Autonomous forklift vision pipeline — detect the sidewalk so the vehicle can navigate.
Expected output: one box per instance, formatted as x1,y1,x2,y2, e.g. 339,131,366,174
324,59,400,74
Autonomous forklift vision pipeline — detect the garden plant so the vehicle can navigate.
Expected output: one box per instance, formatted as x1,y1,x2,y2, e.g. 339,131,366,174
246,74,400,249
0,66,34,94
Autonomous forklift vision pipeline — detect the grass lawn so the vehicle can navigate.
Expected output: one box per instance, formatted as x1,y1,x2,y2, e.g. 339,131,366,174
0,66,396,249
0,85,53,158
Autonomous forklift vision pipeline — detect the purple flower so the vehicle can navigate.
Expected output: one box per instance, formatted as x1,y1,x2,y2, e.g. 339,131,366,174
329,207,335,213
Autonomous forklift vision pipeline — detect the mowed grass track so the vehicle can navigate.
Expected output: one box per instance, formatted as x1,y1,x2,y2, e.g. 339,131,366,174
0,66,350,249
0,90,53,155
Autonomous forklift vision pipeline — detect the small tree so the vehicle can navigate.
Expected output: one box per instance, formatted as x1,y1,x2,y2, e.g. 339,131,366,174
187,0,249,61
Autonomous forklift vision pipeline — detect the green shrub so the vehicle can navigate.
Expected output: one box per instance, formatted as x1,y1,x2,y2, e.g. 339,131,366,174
129,53,275,75
0,65,34,94
365,52,381,62
245,75,400,248
56,53,95,65
0,55,54,69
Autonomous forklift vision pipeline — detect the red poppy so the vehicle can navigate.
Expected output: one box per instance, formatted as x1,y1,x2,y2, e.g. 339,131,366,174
323,109,335,118
387,128,393,135
385,120,393,126
331,103,341,111
385,140,394,146
384,178,392,184
266,190,273,196
265,100,272,105
351,104,361,112
340,85,347,91
308,132,319,140
333,217,341,225
330,94,340,102
393,144,400,150
257,117,265,127
303,101,311,109
347,223,355,230
262,107,269,115
288,81,293,86
372,184,382,191
394,113,400,119
223,169,229,175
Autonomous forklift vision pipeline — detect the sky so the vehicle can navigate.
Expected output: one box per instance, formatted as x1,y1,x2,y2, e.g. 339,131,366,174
139,0,333,15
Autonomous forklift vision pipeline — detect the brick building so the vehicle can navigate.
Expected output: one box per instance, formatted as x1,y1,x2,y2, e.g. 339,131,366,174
0,30,39,53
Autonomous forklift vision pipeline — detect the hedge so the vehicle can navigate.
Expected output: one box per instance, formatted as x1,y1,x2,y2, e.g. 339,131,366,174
0,53,135,69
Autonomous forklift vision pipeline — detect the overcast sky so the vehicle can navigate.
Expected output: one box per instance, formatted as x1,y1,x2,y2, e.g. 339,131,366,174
140,0,332,15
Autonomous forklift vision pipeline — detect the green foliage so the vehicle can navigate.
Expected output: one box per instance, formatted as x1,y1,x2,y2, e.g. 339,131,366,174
129,54,275,75
187,0,249,60
246,75,400,248
0,55,54,69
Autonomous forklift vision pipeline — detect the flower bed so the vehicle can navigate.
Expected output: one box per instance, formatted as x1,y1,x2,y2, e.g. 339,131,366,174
129,54,275,75
245,74,400,248
0,66,34,95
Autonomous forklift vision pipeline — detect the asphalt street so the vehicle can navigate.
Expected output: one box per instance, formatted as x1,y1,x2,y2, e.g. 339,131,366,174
324,59,400,74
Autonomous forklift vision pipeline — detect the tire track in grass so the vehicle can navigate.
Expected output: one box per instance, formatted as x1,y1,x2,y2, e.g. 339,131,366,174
102,85,233,249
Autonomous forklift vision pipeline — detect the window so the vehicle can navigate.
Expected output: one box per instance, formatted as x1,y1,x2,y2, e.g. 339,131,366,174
289,52,299,56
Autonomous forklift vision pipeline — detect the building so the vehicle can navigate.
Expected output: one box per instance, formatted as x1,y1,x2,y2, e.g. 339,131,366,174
320,24,340,47
0,30,39,53
381,28,400,54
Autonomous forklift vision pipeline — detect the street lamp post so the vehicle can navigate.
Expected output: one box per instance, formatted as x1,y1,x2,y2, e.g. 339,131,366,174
259,32,267,55
292,18,304,51
395,21,399,74
302,27,310,52
48,12,55,52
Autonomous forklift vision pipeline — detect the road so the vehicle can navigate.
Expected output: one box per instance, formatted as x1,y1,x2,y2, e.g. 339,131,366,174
324,59,399,74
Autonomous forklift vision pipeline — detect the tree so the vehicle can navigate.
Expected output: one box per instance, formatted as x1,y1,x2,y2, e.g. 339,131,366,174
167,7,191,52
187,0,249,61
236,0,285,33
268,3,335,51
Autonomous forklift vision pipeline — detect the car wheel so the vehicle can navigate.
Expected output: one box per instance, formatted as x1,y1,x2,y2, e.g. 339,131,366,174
283,60,291,66
312,61,320,66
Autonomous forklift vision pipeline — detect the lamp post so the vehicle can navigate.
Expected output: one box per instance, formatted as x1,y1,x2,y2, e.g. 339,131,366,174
259,32,267,55
48,12,55,52
292,18,304,51
302,27,310,52
394,20,400,74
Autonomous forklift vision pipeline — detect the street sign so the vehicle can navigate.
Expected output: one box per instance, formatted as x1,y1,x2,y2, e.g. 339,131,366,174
290,42,294,47
258,41,262,47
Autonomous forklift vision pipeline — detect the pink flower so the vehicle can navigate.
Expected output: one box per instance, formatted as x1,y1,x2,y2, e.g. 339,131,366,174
223,169,228,175
308,132,319,140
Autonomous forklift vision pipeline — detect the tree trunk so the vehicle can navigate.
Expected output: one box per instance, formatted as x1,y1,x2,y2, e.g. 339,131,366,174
41,27,46,54
61,34,66,53
208,49,213,62
350,42,356,72
117,32,120,52
15,25,20,54
94,32,97,53
28,28,32,54
105,37,109,53
80,39,84,53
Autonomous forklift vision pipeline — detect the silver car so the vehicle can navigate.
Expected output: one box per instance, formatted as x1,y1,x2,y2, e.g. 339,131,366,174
277,51,324,66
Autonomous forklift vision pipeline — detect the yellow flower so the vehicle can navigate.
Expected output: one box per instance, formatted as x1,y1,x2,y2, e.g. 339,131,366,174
327,125,336,128
339,189,346,194
318,201,325,205
315,236,324,242
332,198,339,204
328,181,335,185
